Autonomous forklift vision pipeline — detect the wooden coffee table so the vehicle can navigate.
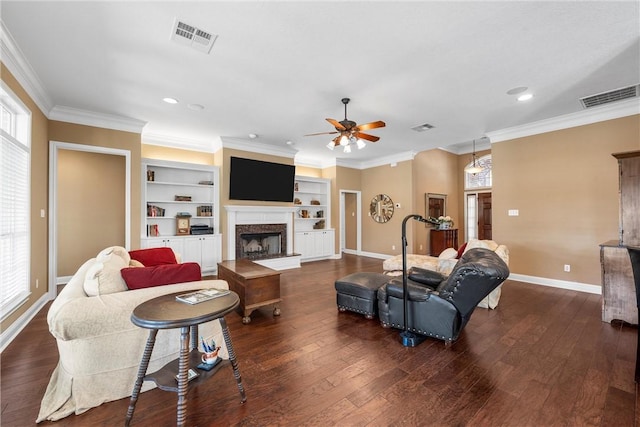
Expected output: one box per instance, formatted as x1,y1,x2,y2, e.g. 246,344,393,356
125,291,246,426
217,260,281,324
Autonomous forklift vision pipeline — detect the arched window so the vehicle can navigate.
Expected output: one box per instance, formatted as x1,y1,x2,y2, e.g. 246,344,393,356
465,154,492,189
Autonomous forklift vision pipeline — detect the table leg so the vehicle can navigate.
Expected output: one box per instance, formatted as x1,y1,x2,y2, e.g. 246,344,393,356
219,317,247,403
176,326,190,427
125,329,158,426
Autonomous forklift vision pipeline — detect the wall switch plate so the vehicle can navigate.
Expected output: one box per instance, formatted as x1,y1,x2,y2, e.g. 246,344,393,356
508,209,519,216
564,264,571,272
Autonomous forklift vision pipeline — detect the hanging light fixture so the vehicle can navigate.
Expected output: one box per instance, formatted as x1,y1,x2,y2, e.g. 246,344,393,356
464,138,484,174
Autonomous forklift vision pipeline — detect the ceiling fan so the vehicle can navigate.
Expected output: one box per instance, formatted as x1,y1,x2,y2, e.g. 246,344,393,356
305,98,386,152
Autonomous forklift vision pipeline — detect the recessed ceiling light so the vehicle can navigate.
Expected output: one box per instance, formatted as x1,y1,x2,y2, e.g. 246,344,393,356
507,86,528,95
188,103,205,111
163,97,179,104
248,133,258,139
286,140,293,145
517,93,534,102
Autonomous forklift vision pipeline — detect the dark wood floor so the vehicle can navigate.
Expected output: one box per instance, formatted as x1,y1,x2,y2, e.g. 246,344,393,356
1,254,638,426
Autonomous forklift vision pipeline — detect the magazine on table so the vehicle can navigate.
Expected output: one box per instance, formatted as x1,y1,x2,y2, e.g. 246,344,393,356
175,288,230,305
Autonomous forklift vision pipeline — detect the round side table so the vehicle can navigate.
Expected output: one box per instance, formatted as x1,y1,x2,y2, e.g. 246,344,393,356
125,290,246,426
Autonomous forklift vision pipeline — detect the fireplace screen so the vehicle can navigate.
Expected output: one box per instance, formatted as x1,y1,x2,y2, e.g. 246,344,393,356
236,224,287,260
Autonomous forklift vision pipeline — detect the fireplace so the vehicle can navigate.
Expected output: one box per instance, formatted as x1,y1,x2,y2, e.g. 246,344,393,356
236,223,287,260
225,205,300,270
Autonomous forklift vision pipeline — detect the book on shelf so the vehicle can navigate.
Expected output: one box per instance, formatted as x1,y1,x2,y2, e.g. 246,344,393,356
147,204,165,217
175,288,230,305
147,224,160,237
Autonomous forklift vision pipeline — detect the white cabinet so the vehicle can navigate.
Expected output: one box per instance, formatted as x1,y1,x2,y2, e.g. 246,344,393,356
141,159,221,275
141,237,185,258
293,176,330,232
183,235,222,274
295,229,335,261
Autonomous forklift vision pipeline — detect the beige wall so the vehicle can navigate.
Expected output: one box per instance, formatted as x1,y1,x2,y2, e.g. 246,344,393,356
141,144,215,165
361,160,413,255
493,115,640,285
1,63,49,331
57,150,125,275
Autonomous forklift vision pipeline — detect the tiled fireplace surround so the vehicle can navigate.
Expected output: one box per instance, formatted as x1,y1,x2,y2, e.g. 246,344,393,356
225,206,301,270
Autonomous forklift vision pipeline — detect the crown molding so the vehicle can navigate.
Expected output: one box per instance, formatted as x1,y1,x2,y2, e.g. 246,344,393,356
333,150,418,170
487,98,640,143
142,133,222,153
49,105,146,133
0,20,53,115
220,136,298,159
294,154,336,169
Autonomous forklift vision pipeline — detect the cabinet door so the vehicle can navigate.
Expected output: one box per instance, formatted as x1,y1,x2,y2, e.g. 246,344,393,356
199,235,220,272
164,238,185,260
182,237,202,265
321,230,335,257
294,232,313,259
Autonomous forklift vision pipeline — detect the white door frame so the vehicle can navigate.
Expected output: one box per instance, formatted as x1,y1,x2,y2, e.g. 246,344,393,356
339,189,362,254
48,141,131,298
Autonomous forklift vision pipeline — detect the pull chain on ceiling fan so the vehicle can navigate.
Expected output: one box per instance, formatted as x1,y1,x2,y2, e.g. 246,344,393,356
304,98,386,153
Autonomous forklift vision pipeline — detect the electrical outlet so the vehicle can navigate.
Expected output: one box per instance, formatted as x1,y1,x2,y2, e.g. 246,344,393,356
564,264,571,272
36,279,39,288
392,245,396,251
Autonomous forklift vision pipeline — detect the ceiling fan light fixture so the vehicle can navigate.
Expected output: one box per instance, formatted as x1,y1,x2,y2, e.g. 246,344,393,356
356,139,366,150
326,141,335,150
339,135,349,146
343,144,351,153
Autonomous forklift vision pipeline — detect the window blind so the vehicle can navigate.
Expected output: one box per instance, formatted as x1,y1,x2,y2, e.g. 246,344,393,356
0,87,31,320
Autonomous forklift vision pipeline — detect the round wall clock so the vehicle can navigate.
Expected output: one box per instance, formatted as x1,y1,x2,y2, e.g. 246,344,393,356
370,194,394,223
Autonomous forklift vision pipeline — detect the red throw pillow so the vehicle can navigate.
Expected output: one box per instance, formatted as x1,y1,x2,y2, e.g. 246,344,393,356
129,247,177,266
456,242,468,259
121,263,201,290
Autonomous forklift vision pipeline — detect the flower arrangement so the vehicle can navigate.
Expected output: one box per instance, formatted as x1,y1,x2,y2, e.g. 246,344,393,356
427,216,454,229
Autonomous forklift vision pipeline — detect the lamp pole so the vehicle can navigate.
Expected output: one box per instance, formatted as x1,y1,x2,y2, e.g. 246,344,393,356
400,214,429,347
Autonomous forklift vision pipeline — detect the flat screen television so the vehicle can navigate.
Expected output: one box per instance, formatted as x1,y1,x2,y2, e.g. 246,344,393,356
229,157,295,202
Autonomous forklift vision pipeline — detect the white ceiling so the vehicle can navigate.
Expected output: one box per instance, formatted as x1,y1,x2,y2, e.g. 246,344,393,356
2,1,639,167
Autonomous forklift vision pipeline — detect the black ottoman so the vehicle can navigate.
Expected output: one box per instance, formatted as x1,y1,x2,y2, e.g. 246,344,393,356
335,272,391,319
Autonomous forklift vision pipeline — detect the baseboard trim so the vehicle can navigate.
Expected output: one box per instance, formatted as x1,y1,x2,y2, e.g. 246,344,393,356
357,251,391,260
0,293,51,352
509,273,601,295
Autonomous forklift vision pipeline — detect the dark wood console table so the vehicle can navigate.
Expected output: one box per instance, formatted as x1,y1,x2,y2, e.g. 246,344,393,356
430,229,458,256
125,291,246,426
217,259,281,324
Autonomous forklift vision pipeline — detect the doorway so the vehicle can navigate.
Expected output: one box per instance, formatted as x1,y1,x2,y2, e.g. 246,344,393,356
48,141,131,297
465,191,492,241
339,190,362,254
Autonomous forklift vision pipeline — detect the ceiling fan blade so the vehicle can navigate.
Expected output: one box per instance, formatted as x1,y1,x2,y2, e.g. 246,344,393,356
304,131,339,136
354,132,380,142
326,118,346,131
355,120,386,132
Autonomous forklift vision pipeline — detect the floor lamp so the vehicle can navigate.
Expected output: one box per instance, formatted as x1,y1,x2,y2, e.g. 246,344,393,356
400,214,431,347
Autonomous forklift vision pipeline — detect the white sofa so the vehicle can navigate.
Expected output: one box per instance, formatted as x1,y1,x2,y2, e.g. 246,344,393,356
37,247,230,422
383,239,509,309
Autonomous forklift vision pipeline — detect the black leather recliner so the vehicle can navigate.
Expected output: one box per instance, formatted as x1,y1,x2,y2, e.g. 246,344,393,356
377,247,510,344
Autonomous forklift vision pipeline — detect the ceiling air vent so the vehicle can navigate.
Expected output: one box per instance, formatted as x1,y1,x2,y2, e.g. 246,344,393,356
171,19,217,54
411,123,435,132
580,84,639,109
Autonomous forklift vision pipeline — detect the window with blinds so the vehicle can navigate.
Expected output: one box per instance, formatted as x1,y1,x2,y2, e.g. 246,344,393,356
1,83,31,321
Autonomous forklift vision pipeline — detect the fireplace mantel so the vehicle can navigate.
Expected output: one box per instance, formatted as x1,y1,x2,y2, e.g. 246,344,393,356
225,205,300,270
